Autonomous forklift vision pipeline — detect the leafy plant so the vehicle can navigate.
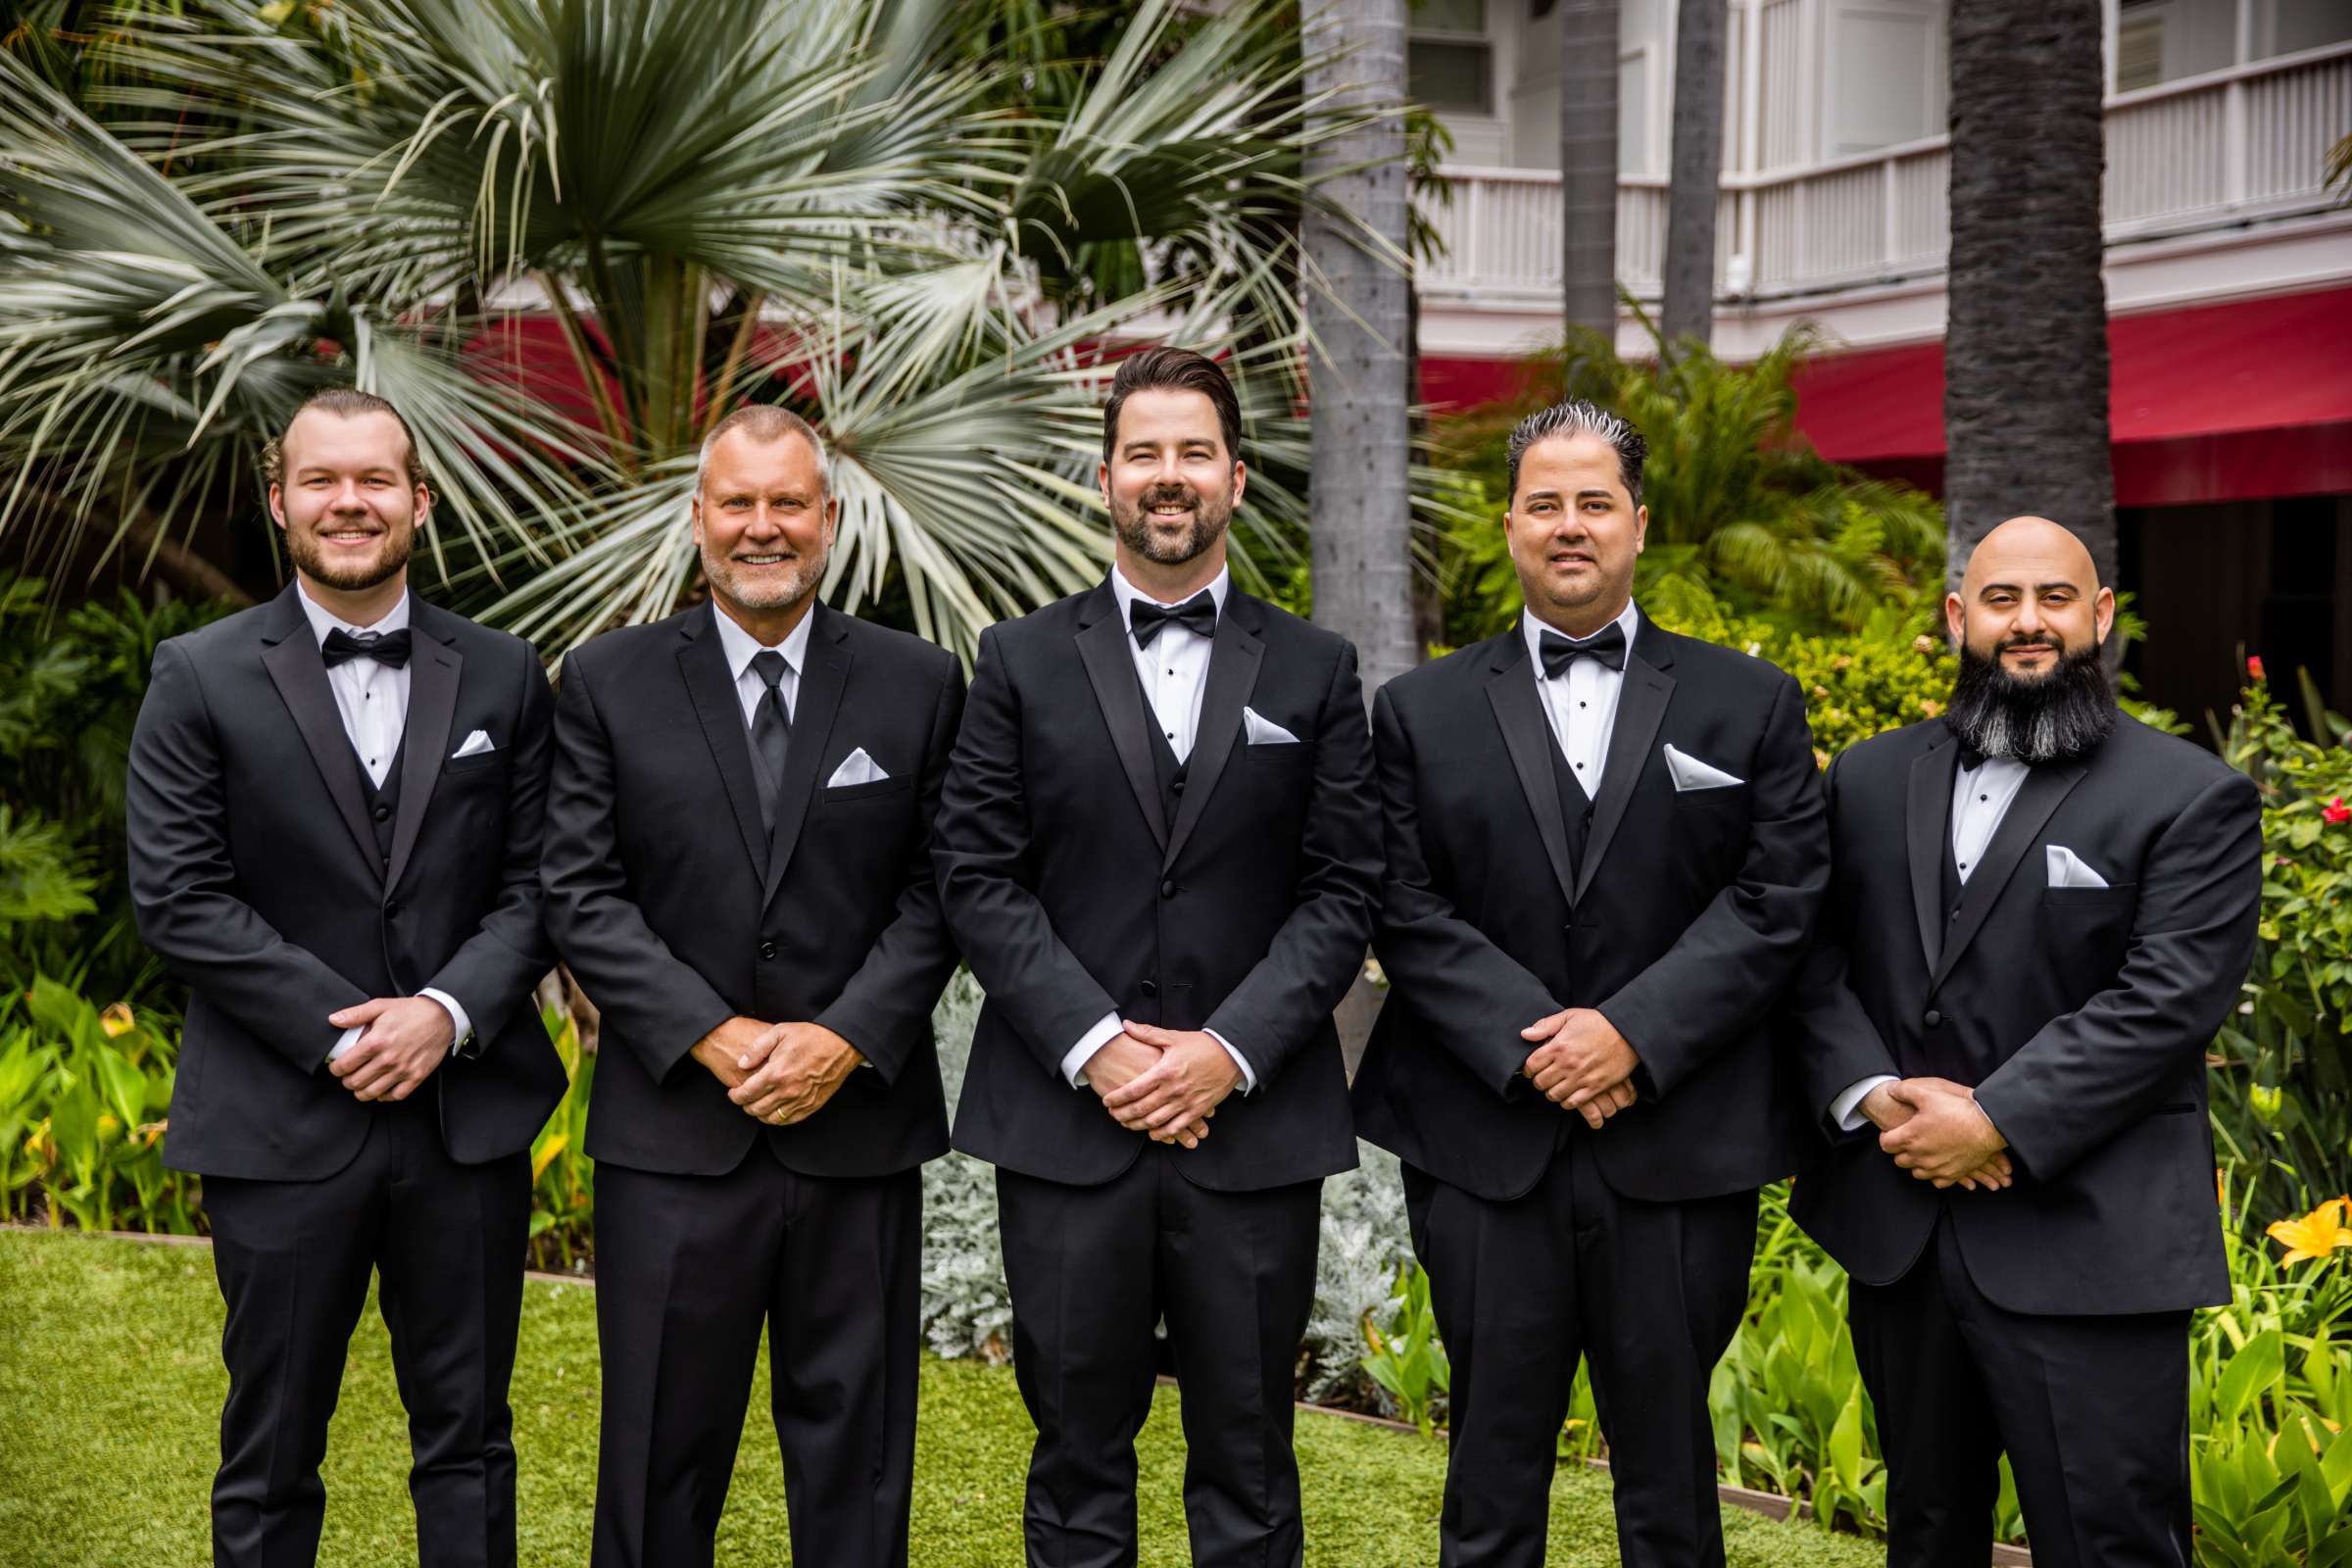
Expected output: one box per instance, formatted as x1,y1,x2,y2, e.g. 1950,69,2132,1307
0,975,196,1234
527,1001,596,1273
1361,1259,1449,1439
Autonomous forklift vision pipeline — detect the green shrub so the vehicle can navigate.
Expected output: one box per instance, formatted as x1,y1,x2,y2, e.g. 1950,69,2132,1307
0,974,195,1234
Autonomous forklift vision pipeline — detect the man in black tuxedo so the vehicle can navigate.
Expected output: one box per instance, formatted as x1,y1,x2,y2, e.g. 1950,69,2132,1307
1351,400,1830,1567
126,388,563,1568
1787,515,2263,1567
933,346,1381,1567
542,404,963,1568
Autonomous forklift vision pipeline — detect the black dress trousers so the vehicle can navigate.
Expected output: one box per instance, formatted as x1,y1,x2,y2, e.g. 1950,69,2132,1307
203,1093,530,1568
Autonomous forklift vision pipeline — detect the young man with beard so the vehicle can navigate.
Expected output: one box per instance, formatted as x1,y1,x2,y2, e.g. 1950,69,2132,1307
127,387,564,1568
933,346,1382,1567
541,405,963,1568
1350,400,1829,1568
1787,515,2264,1566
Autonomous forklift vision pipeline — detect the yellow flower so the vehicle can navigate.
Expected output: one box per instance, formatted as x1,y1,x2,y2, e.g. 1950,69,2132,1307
2267,1197,2352,1265
99,1003,135,1038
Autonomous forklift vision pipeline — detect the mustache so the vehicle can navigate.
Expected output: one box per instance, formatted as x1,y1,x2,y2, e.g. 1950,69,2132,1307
1139,485,1197,510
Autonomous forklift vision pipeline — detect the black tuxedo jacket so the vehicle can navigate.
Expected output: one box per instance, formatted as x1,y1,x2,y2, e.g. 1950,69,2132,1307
1351,617,1830,1204
933,580,1382,1192
542,600,963,1180
127,585,563,1180
1787,714,2261,1316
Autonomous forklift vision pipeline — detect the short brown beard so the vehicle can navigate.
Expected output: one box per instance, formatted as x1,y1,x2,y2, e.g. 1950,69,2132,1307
285,514,414,592
1112,481,1232,566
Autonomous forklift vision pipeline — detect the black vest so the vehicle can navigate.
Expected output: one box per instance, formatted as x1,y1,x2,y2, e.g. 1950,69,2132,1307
1146,707,1190,824
1546,727,1594,879
357,730,408,876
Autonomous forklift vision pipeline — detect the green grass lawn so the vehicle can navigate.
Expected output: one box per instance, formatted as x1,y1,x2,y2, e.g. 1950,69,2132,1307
0,1230,1882,1566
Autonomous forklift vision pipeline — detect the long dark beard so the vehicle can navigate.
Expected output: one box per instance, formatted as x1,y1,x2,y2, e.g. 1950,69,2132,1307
1945,640,2117,763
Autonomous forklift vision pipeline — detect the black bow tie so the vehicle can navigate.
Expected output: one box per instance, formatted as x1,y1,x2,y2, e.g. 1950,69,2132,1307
1957,744,1988,773
1538,623,1626,678
1130,592,1217,649
321,627,413,669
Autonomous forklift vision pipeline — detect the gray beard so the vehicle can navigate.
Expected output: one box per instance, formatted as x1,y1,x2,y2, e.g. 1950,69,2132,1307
1944,641,2118,764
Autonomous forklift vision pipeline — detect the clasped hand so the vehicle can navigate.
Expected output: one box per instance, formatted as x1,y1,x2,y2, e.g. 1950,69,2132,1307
692,1016,863,1126
327,997,454,1102
1864,1077,2013,1191
1091,1023,1231,1150
1521,1007,1640,1129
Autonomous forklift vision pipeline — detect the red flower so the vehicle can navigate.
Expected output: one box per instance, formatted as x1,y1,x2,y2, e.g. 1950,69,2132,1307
2325,798,2351,826
2247,656,2267,682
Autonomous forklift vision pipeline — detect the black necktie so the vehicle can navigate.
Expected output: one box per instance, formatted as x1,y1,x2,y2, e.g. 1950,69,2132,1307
1130,592,1217,649
749,651,793,839
1538,623,1626,678
321,627,413,669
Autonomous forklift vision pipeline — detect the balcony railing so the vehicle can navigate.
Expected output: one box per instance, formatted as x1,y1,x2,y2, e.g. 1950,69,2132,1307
1418,40,2351,307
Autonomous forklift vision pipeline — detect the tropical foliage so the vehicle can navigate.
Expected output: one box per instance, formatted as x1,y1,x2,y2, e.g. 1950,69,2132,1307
1427,315,1946,651
0,0,1391,659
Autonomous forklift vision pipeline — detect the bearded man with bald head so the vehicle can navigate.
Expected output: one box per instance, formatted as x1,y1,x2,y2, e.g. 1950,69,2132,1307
1787,516,2263,1566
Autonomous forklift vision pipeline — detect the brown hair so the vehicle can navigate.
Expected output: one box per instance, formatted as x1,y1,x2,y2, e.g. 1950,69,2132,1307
262,386,427,489
1100,346,1243,469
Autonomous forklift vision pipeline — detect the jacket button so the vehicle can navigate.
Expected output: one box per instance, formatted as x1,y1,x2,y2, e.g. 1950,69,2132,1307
1141,980,1159,998
1924,1008,1942,1028
759,940,778,960
385,901,402,918
1159,879,1176,900
371,803,392,822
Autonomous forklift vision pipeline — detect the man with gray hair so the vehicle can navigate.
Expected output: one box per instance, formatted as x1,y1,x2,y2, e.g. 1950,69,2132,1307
543,403,965,1567
1353,400,1830,1565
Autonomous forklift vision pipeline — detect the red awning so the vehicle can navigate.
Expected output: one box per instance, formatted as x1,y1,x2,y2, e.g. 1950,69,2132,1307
1789,285,2352,507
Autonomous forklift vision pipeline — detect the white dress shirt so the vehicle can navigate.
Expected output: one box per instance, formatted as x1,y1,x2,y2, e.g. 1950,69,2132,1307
1524,600,1641,792
709,598,812,730
1060,564,1257,1095
296,584,471,1061
1828,748,2034,1131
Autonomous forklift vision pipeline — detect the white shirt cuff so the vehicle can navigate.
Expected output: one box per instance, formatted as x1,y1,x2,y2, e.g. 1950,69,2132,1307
1063,1012,1125,1088
1831,1074,1900,1132
419,988,471,1055
1204,1028,1255,1094
328,1024,365,1062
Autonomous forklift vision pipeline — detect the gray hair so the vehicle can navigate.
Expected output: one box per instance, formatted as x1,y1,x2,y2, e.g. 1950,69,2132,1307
695,404,830,496
1505,399,1646,508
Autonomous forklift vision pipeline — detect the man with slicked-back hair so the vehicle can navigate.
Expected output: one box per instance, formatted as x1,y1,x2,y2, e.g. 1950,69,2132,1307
1353,400,1830,1567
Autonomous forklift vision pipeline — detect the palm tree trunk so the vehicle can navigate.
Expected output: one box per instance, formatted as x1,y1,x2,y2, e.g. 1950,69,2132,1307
1560,0,1621,338
1302,0,1417,698
1944,0,2115,589
1661,0,1726,352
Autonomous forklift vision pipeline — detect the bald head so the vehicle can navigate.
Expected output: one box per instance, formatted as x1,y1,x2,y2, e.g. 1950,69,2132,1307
1948,514,2113,677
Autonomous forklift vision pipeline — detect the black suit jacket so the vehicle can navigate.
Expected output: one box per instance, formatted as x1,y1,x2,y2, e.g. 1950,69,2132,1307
933,580,1382,1192
1786,714,2261,1315
1351,616,1830,1204
127,585,563,1180
542,600,963,1180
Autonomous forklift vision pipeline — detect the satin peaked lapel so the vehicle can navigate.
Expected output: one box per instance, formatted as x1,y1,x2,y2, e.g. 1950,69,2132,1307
1906,736,1958,977
259,604,380,880
384,612,460,892
1485,637,1578,906
1572,643,1675,904
1934,760,2088,991
1162,601,1264,872
1075,591,1169,851
761,608,850,907
676,610,770,877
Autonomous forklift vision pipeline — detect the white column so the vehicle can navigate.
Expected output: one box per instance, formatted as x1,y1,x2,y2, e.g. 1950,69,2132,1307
2100,0,2120,97
2226,0,2254,204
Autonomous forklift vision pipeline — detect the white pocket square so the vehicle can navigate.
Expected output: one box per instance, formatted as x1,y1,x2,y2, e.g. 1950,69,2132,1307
825,748,889,788
1243,708,1299,746
2045,845,2110,889
1663,744,1742,791
451,729,496,760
